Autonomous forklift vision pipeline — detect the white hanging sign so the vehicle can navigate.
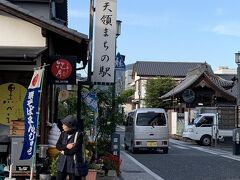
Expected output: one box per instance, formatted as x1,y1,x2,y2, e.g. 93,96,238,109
93,0,117,84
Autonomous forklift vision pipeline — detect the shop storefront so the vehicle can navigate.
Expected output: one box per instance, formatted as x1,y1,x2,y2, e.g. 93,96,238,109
0,1,88,176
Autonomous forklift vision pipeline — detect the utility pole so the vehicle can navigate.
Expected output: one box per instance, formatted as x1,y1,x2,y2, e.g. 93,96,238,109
112,20,122,118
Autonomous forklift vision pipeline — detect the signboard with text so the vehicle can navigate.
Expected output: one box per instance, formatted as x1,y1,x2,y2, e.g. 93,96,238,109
93,0,117,84
20,69,44,160
115,52,125,70
48,56,76,85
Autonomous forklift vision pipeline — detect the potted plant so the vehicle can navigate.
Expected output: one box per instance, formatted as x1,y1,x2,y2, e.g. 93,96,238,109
103,153,121,176
49,155,58,179
85,163,101,180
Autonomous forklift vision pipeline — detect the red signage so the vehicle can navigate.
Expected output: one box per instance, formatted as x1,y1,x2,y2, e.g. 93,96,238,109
48,56,76,85
51,59,73,80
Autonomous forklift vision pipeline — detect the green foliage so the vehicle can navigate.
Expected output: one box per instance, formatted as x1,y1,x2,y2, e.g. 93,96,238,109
58,92,77,119
57,89,94,129
88,163,102,170
145,77,175,108
96,138,111,157
96,88,122,140
49,155,58,176
118,88,134,104
57,86,123,159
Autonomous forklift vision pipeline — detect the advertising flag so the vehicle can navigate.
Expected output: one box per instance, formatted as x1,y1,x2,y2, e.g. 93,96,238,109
20,69,44,160
82,91,98,113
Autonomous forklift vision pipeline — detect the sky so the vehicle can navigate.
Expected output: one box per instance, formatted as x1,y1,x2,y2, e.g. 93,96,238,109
68,0,240,72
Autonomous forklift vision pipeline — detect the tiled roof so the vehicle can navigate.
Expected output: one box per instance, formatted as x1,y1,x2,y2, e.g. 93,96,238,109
161,64,236,100
133,61,205,77
217,74,237,98
206,71,233,89
217,74,236,81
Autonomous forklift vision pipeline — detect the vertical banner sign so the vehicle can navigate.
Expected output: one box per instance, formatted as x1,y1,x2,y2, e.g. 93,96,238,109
82,91,98,113
93,0,117,84
20,69,44,160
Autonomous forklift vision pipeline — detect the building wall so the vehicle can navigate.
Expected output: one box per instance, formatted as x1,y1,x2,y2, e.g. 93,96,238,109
0,12,46,47
132,74,185,108
124,68,133,89
122,103,133,118
214,66,236,74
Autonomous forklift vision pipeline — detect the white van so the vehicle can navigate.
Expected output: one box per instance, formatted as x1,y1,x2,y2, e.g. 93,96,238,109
124,108,169,153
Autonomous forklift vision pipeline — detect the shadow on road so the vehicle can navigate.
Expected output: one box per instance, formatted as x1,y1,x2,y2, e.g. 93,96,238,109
126,149,165,154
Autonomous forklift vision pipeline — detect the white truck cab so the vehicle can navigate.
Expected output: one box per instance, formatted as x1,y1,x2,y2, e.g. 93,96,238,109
183,113,233,146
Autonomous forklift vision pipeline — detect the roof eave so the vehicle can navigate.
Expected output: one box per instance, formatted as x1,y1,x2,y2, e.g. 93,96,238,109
0,1,89,44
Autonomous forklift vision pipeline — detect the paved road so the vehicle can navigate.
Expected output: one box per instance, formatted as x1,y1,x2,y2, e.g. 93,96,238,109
127,140,240,180
115,126,240,180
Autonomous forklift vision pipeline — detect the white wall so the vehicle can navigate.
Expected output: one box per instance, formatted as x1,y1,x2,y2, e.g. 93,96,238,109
0,12,46,47
171,112,177,135
124,69,133,89
214,66,236,74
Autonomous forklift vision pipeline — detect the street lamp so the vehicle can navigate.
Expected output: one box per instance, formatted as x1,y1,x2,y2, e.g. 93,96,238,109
234,52,240,154
235,52,240,106
116,20,122,38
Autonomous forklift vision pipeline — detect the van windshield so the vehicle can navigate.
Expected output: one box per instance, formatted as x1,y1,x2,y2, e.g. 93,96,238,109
136,112,166,126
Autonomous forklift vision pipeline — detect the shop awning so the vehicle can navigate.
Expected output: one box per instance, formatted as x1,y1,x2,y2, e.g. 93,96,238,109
0,46,47,59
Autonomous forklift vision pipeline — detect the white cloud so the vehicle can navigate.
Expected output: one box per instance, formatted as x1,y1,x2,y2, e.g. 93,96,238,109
211,22,240,37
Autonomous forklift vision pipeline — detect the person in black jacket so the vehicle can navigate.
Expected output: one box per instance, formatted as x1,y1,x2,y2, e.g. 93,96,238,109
56,115,83,180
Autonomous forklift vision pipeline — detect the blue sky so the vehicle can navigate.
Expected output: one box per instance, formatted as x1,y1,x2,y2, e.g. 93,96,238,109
68,0,240,71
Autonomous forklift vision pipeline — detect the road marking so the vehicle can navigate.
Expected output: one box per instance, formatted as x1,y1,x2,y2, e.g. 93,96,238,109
170,139,240,162
191,146,220,155
171,145,190,150
121,151,165,180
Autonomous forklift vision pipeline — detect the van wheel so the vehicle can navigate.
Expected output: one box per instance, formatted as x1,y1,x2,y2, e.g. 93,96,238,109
162,147,168,154
200,135,211,146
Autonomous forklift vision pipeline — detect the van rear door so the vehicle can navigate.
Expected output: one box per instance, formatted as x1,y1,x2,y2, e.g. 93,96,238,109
134,111,168,141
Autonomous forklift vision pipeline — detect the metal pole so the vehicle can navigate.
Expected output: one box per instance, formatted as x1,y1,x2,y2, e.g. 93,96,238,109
87,0,94,83
237,65,240,106
112,55,116,119
138,79,141,108
237,64,240,128
77,82,83,131
30,65,46,180
112,20,122,116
